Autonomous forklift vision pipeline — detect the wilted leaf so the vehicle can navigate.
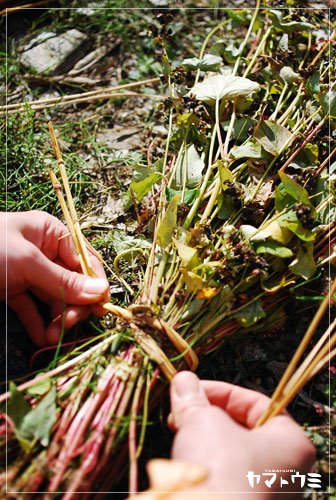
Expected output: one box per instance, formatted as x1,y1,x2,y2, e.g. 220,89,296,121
254,120,293,155
157,195,179,248
233,300,266,327
241,220,291,245
130,166,161,202
269,10,314,33
289,242,316,279
255,239,293,258
171,145,205,190
279,172,311,206
173,237,199,269
188,74,260,104
196,287,220,300
181,270,204,292
19,385,57,447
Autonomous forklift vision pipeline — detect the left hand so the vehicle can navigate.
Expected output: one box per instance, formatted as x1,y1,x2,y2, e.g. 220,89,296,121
0,210,110,346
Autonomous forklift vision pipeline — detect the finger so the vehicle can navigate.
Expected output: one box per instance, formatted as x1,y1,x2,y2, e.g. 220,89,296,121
8,293,46,346
24,243,109,305
200,380,285,429
19,211,80,270
45,306,90,345
170,373,245,480
170,372,212,430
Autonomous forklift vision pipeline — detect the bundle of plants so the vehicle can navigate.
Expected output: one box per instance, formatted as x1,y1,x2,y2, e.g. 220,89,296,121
1,6,335,499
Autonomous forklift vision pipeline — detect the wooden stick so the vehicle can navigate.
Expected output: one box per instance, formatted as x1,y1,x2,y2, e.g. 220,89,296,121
47,123,199,379
263,330,336,423
48,121,96,278
255,278,336,426
2,79,160,111
283,318,336,392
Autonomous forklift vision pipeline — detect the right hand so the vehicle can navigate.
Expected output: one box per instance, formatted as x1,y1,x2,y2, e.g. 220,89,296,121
169,372,316,499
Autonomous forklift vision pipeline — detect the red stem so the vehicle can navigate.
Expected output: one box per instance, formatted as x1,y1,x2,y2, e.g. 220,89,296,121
280,120,325,173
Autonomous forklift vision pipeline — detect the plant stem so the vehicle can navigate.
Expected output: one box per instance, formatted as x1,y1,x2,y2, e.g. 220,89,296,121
232,0,261,76
183,127,217,229
243,27,272,78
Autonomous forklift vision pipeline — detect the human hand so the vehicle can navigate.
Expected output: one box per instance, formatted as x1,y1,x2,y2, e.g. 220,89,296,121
0,211,109,346
169,372,315,499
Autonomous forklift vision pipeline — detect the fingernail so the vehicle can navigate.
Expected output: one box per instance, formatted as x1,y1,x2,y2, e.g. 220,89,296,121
83,278,108,296
172,372,201,399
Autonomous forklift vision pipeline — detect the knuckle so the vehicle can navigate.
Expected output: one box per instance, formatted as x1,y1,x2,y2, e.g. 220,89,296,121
59,270,79,298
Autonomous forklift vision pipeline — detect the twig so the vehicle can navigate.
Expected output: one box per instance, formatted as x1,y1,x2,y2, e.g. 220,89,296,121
256,278,336,426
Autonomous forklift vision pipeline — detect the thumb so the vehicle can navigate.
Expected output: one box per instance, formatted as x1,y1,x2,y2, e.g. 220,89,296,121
25,246,109,305
170,371,211,429
170,372,242,468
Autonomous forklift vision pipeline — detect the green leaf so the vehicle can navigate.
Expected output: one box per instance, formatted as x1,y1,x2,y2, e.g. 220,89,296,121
255,239,293,258
199,54,222,71
182,54,222,71
130,166,161,202
274,185,295,212
177,113,200,126
161,54,172,77
233,300,266,327
318,90,336,117
221,117,257,143
241,221,291,245
279,66,301,84
230,138,268,160
306,71,320,96
261,274,287,293
6,382,31,428
157,195,179,248
217,193,236,220
19,385,57,447
289,242,316,280
171,144,205,190
173,238,199,270
166,187,197,205
269,10,314,33
181,299,205,320
181,57,200,70
188,74,260,104
286,222,316,241
111,230,152,257
279,171,311,206
218,160,233,187
27,375,51,396
254,120,293,155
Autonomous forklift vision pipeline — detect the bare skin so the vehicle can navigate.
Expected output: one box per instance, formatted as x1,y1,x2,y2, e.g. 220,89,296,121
169,372,316,499
0,210,109,346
